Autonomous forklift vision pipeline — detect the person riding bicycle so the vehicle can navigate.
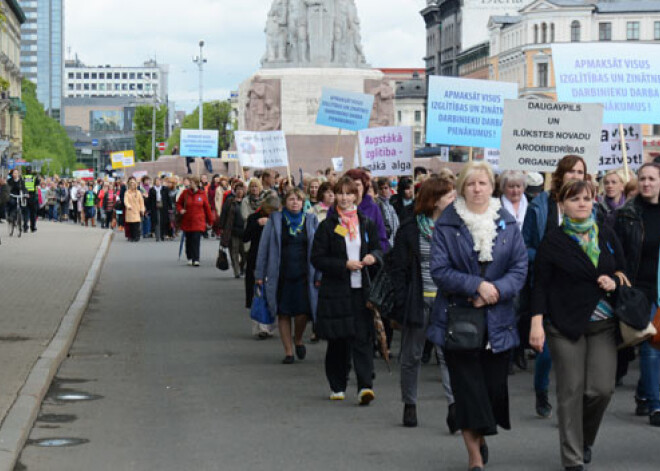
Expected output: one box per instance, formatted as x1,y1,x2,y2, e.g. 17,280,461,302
6,169,28,223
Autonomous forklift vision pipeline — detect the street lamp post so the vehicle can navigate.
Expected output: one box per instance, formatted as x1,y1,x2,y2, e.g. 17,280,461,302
193,40,207,131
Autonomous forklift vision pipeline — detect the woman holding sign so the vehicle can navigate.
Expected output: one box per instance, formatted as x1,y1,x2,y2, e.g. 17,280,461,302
522,154,589,419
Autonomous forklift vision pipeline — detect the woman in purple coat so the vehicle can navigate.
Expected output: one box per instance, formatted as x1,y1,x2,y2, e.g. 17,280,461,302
427,162,527,471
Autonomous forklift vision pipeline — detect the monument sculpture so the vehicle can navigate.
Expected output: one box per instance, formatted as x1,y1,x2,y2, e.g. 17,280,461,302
262,0,367,68
245,78,282,132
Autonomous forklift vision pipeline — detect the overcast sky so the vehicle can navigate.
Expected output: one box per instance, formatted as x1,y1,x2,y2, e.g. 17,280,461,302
65,0,426,112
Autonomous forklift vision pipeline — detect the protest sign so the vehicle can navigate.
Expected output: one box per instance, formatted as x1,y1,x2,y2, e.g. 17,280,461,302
221,151,239,163
132,170,148,180
499,100,603,172
73,169,94,179
316,88,374,131
358,126,413,177
234,131,289,169
553,43,660,124
331,157,344,172
600,124,643,171
484,148,500,171
426,76,518,149
111,150,135,169
180,129,219,157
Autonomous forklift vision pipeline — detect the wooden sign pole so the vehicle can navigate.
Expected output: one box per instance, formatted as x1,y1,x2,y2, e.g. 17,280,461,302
618,123,631,182
334,128,343,158
468,147,474,162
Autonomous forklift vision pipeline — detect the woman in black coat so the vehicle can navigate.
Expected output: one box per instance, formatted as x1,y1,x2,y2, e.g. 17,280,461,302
311,177,382,405
147,177,172,241
530,180,626,471
390,175,456,429
243,194,281,338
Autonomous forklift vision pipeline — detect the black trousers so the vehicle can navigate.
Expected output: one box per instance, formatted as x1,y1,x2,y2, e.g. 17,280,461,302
127,222,141,241
185,231,202,262
26,197,37,230
325,289,374,393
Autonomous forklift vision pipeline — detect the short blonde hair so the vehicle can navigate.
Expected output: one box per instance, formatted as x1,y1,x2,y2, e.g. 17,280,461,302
247,177,263,192
456,162,495,197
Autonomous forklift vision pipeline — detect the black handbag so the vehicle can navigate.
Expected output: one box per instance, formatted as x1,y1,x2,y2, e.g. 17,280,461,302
216,247,229,271
367,266,395,319
444,263,488,352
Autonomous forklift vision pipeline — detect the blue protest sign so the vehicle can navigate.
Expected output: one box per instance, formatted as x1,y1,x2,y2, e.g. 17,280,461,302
180,129,220,158
8,159,14,170
316,88,374,131
91,139,99,146
426,76,518,149
553,43,660,124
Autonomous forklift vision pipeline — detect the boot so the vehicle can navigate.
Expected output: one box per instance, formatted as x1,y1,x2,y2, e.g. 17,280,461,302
403,403,417,427
536,390,552,418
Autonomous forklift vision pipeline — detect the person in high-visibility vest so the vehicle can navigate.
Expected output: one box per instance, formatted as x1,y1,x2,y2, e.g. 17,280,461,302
22,167,40,232
83,182,97,227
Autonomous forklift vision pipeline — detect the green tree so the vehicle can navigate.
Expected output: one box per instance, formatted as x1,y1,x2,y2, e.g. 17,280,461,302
134,104,167,161
22,79,76,174
167,100,235,156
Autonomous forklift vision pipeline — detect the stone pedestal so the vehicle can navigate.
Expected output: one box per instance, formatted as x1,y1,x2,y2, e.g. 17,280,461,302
238,67,390,173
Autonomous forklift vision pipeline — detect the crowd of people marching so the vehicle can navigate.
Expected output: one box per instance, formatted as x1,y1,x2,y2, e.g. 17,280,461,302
1,156,659,471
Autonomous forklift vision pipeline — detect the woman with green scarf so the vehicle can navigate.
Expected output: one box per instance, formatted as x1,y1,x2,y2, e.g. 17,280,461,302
530,180,626,471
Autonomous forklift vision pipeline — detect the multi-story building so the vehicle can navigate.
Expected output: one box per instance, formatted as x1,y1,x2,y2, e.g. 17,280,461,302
19,0,64,120
64,58,169,103
1,0,26,162
488,0,660,157
394,72,426,149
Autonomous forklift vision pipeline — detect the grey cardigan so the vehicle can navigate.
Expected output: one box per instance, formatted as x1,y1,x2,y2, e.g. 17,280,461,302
254,211,319,320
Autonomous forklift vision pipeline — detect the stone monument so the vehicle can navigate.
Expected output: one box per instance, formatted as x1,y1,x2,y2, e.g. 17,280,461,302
239,0,394,172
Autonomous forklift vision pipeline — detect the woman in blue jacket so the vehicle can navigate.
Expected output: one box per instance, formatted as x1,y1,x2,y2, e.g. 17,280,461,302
255,188,319,364
428,162,527,471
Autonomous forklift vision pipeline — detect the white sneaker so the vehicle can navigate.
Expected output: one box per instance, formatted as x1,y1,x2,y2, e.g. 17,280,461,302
358,388,375,406
193,261,200,266
187,260,193,266
329,391,345,401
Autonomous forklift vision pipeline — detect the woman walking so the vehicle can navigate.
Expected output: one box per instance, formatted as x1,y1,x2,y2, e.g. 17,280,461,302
244,194,281,339
308,181,334,223
255,188,319,363
148,177,172,241
177,176,214,266
312,177,382,404
614,162,660,425
124,177,145,242
530,180,625,470
390,176,456,429
428,162,527,471
220,181,247,278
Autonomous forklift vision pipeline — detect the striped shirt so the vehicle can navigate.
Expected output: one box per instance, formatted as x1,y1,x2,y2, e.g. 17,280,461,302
419,234,437,294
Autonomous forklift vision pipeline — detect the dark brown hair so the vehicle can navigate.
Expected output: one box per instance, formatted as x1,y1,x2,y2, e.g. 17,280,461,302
317,181,333,200
333,176,359,204
414,176,455,217
557,179,595,202
551,155,587,199
344,168,369,191
638,162,660,178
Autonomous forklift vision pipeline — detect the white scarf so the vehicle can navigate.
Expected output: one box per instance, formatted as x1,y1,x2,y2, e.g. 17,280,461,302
500,194,528,231
154,185,162,202
454,197,502,262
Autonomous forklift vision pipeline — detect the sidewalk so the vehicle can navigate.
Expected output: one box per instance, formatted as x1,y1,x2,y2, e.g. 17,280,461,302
0,221,107,427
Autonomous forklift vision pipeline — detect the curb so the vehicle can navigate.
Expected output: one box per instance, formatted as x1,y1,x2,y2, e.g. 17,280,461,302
0,230,113,471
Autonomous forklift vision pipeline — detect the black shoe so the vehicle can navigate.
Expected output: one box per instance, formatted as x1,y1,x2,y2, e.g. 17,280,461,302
636,397,651,416
536,390,552,418
480,441,488,465
469,467,484,471
514,348,528,370
583,446,592,464
295,344,306,360
282,355,294,364
650,411,660,426
403,404,417,427
447,402,458,434
257,332,269,340
421,341,433,364
565,466,584,471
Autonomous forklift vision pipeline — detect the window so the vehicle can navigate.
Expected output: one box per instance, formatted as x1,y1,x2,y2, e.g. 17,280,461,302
129,83,136,90
144,72,151,79
550,23,555,43
75,84,81,90
414,110,422,123
414,131,421,146
122,73,127,80
137,73,143,79
99,84,105,91
122,84,128,90
537,63,549,88
114,84,121,90
571,21,581,42
137,84,143,90
534,24,538,44
129,73,135,80
599,23,612,41
655,22,660,40
68,72,74,79
76,72,81,79
91,84,97,90
627,22,640,40
83,84,89,90
397,110,402,122
67,84,74,90
114,73,120,79
91,73,97,79
653,125,660,135
83,73,89,79
541,23,547,43
99,73,105,79
152,73,158,79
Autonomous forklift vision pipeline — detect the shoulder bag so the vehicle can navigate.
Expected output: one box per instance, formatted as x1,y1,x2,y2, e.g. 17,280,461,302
614,272,656,349
444,263,488,352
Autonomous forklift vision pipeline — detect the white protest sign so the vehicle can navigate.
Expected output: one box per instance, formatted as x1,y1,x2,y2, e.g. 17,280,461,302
484,148,500,171
234,131,289,169
500,100,603,172
132,170,148,180
600,124,644,171
331,157,344,172
358,126,413,177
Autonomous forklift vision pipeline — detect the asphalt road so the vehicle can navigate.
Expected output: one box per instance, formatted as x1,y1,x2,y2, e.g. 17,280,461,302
15,236,660,471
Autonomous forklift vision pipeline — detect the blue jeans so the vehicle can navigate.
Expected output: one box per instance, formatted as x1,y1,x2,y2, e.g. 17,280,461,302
48,205,58,221
142,214,151,236
535,339,553,392
637,303,660,412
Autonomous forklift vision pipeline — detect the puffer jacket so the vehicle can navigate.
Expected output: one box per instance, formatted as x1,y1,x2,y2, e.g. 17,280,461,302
427,202,528,353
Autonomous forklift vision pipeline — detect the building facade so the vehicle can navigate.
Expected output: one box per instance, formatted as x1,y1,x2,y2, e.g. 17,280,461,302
394,72,426,149
19,0,63,120
1,0,26,161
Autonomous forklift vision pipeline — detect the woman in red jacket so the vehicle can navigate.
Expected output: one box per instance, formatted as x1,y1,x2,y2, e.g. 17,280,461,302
177,176,214,266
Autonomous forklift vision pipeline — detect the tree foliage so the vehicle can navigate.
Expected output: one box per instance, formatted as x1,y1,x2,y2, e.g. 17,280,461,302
167,100,235,156
134,104,168,161
22,79,76,174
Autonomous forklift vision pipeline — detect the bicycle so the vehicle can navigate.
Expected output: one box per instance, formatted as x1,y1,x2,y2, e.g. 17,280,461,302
8,191,27,238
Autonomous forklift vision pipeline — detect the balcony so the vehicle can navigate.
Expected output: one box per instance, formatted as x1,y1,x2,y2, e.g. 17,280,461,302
9,97,27,118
